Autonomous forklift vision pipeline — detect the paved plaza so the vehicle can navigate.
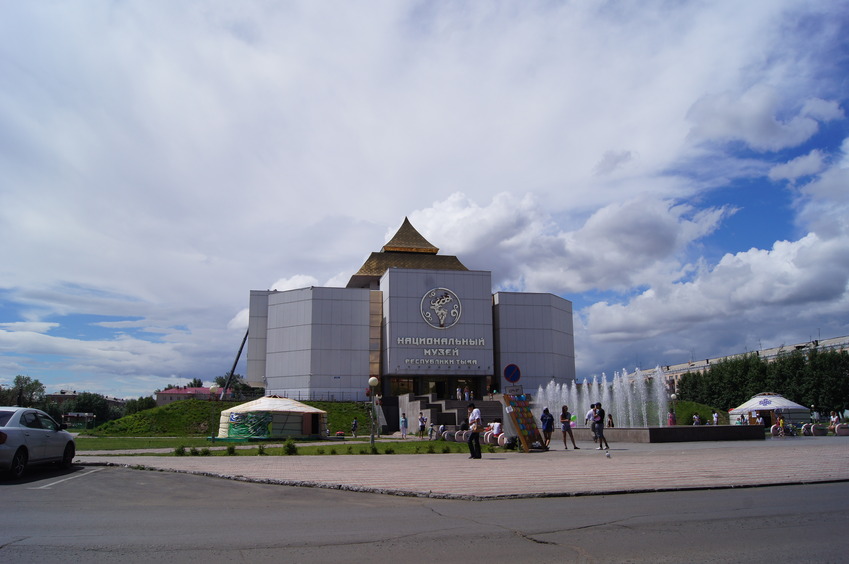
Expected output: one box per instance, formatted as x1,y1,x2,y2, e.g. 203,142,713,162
76,436,849,500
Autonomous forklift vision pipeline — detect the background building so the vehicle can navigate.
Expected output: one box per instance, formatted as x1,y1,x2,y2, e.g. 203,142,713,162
246,218,576,406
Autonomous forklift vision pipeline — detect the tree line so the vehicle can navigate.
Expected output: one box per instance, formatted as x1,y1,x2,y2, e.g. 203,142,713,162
2,373,261,427
676,349,849,413
0,375,157,423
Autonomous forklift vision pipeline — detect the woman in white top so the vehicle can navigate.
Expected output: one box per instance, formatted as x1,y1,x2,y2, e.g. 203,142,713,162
491,418,502,436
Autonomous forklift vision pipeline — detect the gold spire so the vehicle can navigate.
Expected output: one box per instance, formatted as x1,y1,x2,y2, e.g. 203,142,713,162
382,217,438,254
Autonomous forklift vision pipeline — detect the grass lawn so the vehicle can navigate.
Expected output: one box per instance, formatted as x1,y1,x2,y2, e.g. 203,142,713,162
75,436,509,456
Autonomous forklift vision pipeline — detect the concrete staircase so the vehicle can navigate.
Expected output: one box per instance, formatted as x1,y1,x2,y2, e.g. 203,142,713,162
397,393,504,432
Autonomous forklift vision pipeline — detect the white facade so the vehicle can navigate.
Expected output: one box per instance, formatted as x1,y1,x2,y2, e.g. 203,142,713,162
247,270,575,401
382,269,494,377
493,291,575,387
248,287,371,400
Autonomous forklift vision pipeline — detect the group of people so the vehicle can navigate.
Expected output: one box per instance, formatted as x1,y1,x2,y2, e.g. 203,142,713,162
537,403,610,451
456,386,475,402
538,406,581,450
401,412,432,439
692,410,721,426
397,411,432,439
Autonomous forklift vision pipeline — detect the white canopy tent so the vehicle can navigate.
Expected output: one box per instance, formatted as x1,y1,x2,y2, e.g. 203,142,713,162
217,396,327,439
728,392,810,426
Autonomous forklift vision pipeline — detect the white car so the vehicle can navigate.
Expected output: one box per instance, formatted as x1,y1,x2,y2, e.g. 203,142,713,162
0,406,76,479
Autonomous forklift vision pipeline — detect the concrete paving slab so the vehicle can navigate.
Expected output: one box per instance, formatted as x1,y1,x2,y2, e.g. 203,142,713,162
76,437,849,500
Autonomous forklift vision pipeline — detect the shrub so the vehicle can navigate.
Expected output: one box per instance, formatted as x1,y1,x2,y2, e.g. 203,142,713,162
316,448,325,455
257,444,266,455
200,448,211,456
346,446,353,455
330,448,337,455
383,447,395,454
226,445,236,456
426,443,435,454
441,445,451,454
283,438,298,456
174,446,186,456
189,447,200,456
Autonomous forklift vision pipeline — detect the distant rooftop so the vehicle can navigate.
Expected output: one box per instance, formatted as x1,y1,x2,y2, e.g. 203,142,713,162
657,334,849,378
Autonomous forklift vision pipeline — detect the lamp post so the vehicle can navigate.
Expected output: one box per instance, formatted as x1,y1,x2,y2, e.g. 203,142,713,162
368,377,379,448
670,394,677,426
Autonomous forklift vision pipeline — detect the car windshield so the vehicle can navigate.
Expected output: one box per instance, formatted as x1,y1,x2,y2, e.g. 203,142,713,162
0,411,13,426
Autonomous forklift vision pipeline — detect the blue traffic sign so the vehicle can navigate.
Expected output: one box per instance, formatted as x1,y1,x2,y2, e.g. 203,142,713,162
504,364,521,383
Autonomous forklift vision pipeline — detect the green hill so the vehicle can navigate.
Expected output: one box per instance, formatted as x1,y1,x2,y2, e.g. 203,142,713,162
672,400,730,426
90,399,374,437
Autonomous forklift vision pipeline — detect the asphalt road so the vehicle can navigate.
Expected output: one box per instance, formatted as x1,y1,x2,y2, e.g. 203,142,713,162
2,464,848,563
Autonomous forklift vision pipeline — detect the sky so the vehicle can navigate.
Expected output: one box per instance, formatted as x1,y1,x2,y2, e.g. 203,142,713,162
2,1,848,399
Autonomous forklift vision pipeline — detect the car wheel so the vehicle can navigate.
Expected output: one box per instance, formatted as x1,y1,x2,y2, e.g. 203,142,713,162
9,448,27,479
60,442,75,469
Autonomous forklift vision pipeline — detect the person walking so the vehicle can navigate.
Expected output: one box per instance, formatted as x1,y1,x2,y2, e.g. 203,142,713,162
351,417,358,438
418,412,427,439
540,407,555,449
467,403,482,459
400,413,408,439
667,409,677,426
585,405,598,443
594,403,610,450
560,405,579,449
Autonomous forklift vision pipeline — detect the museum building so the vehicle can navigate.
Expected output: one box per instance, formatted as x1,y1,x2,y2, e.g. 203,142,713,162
246,218,575,405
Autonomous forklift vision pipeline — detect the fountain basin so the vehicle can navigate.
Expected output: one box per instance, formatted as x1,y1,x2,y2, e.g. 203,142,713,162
569,425,765,443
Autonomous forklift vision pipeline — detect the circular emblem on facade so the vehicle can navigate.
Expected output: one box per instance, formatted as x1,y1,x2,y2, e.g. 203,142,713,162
421,288,462,329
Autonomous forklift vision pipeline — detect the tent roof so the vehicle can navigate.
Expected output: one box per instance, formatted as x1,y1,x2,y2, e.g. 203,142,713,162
728,392,809,414
220,396,326,415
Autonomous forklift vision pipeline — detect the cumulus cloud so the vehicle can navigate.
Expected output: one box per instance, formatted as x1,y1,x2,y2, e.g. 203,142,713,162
768,150,826,182
687,86,840,151
578,145,849,374
271,275,320,292
1,2,847,394
416,193,732,296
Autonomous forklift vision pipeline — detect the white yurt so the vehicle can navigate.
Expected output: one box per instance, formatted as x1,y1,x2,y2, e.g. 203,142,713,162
217,396,327,439
728,392,810,426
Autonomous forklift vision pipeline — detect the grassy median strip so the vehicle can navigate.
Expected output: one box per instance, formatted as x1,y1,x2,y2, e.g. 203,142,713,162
76,436,505,456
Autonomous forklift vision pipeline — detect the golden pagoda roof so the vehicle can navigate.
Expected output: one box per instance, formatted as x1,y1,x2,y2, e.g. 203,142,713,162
346,218,468,288
382,217,439,253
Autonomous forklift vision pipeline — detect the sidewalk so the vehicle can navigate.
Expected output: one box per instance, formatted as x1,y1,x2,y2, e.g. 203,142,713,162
76,437,849,500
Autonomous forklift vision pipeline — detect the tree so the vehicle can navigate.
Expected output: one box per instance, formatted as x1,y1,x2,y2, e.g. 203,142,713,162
64,392,114,425
187,378,204,388
125,396,156,415
214,373,263,398
0,375,46,407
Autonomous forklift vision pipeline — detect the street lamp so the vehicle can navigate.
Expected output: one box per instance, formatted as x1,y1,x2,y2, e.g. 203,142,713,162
670,394,677,426
368,377,379,448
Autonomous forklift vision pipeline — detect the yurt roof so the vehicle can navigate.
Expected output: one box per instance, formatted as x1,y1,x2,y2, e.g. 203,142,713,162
220,396,326,415
728,392,808,414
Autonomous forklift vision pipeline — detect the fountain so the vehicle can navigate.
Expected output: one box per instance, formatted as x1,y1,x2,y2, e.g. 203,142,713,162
534,366,671,429
529,366,765,442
